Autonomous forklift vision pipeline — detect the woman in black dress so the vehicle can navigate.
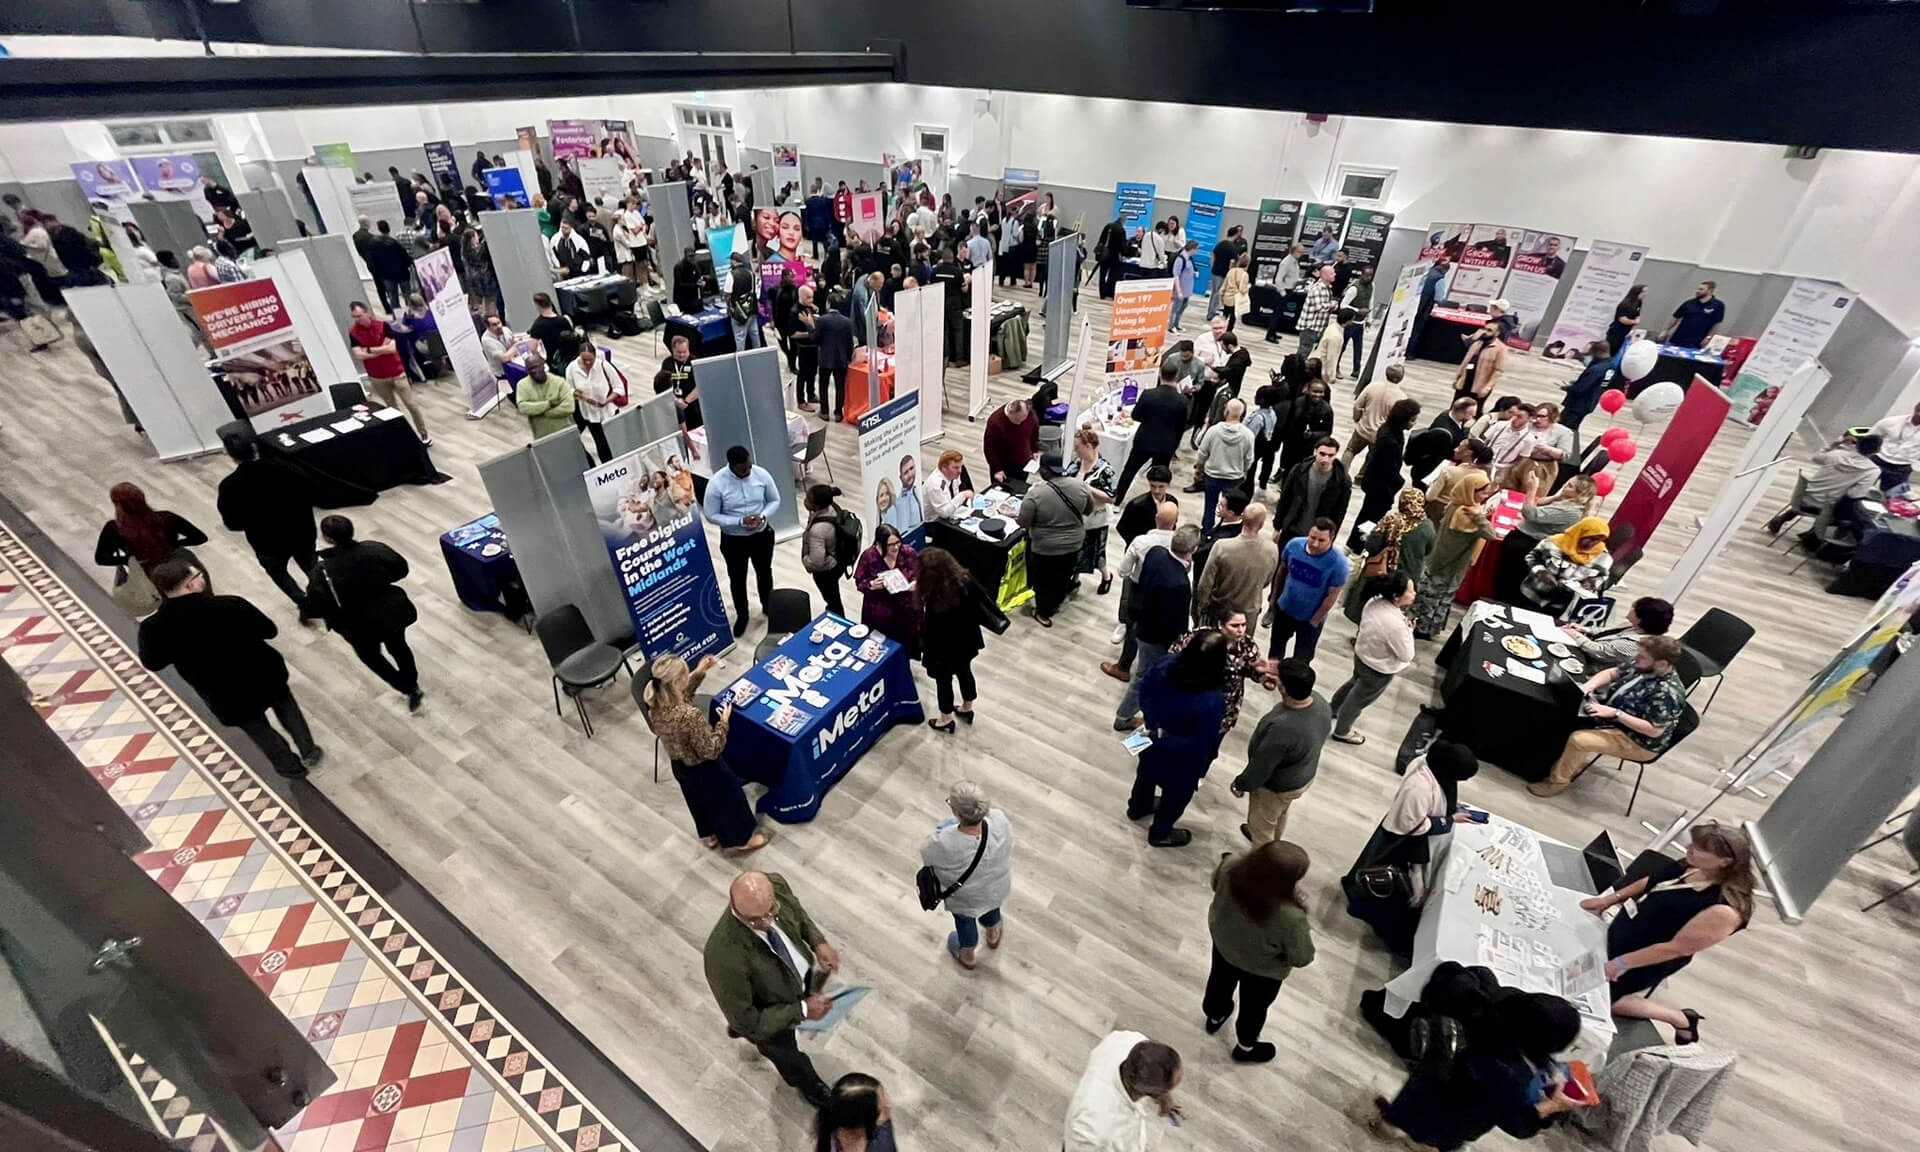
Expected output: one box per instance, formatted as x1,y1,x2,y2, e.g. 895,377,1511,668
1580,821,1753,1044
1605,284,1645,355
1349,398,1421,551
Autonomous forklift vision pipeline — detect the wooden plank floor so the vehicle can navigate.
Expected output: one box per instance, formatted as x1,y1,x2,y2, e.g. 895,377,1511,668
3,285,1916,1152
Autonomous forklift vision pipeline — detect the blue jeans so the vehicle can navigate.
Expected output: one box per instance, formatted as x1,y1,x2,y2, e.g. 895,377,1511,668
1201,476,1240,534
952,907,1003,949
732,317,764,351
1115,640,1169,724
1205,276,1224,320
1170,295,1191,330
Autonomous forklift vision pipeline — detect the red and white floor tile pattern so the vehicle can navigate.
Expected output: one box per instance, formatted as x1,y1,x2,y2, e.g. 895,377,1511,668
0,524,628,1152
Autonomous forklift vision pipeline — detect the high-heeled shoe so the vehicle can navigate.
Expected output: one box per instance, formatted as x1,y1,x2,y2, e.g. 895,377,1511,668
928,718,956,734
1675,1008,1705,1044
955,708,975,725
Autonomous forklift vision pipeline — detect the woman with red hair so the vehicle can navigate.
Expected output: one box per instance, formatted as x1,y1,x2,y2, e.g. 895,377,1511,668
93,482,208,577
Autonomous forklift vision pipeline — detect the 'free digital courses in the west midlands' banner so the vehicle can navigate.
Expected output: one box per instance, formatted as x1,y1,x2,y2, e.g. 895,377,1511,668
585,439,732,665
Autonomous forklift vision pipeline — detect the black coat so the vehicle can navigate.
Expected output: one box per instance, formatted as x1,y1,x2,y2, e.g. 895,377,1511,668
1133,547,1193,646
1361,425,1409,505
1129,384,1190,459
365,234,414,282
813,311,855,372
921,579,988,675
138,592,289,725
1117,490,1178,545
305,541,416,638
1274,459,1353,537
94,512,208,573
1403,427,1454,487
217,458,317,554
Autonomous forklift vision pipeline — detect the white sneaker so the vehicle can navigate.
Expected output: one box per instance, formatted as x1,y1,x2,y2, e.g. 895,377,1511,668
1109,623,1126,645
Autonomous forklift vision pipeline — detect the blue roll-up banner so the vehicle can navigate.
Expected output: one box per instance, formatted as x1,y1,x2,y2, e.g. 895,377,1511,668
707,223,744,292
1184,187,1227,295
482,167,529,209
584,436,731,664
423,140,460,194
1113,182,1156,228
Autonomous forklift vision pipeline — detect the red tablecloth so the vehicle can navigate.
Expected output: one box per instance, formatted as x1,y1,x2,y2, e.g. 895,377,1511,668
843,351,897,425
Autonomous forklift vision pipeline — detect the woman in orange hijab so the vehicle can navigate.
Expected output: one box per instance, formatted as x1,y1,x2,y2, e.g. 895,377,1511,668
1521,516,1612,616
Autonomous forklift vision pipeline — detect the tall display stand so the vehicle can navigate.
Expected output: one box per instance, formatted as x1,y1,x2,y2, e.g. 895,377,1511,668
479,208,556,333
237,189,301,257
1037,232,1079,382
276,235,364,330
968,264,993,417
646,182,695,306
894,281,946,443
63,283,231,461
690,347,802,541
127,200,208,268
249,249,361,389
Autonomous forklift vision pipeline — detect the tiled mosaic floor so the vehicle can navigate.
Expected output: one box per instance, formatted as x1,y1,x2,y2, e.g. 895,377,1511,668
0,523,630,1152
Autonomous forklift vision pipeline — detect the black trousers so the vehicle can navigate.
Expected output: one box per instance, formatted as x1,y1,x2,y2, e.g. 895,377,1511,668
945,311,967,364
752,1029,828,1102
931,658,977,714
719,529,776,621
812,569,845,617
234,689,318,777
1128,750,1203,840
1113,443,1174,506
795,355,818,406
671,756,757,847
255,541,317,608
1202,946,1285,1048
345,627,418,696
1099,261,1121,299
575,411,612,464
1028,549,1077,619
820,364,849,416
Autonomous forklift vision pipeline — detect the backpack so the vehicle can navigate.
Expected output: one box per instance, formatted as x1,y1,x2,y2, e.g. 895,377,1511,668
831,508,863,574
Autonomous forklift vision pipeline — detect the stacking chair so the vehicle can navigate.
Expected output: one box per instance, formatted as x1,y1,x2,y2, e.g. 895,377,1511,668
754,589,815,660
1573,704,1701,816
1676,608,1753,714
535,604,630,737
1766,474,1821,547
792,426,832,482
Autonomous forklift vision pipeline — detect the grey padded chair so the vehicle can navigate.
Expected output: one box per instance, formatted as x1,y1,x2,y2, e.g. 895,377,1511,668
535,604,629,737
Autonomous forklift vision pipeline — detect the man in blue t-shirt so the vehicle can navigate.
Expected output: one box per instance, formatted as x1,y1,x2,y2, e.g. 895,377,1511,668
1267,517,1350,663
1658,281,1726,349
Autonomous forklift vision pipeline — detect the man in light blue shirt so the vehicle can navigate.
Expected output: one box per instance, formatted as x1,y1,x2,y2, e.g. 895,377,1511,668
1309,228,1341,266
703,444,783,635
964,222,993,271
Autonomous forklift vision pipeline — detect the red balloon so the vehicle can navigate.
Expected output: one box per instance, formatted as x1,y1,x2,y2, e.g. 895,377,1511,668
1591,471,1616,497
1598,389,1627,414
1606,438,1637,464
1599,426,1631,444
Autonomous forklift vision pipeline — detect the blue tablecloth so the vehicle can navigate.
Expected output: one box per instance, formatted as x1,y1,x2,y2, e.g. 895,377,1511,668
439,513,529,619
665,305,734,359
712,613,924,823
1631,344,1726,396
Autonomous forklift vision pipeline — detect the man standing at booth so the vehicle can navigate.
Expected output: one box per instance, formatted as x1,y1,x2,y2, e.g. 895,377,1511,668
704,445,782,637
1657,281,1725,349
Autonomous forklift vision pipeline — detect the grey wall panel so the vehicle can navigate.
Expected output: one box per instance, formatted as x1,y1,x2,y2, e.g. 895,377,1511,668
277,236,367,344
238,188,303,255
647,182,695,302
127,200,208,266
1042,232,1079,374
480,445,578,622
605,391,680,459
63,284,221,461
529,431,634,644
17,179,94,235
479,208,555,332
692,355,748,462
737,347,802,538
1808,298,1914,435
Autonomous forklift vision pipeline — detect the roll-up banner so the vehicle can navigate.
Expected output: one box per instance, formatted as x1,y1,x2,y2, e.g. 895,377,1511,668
1543,239,1649,361
1419,222,1472,265
600,120,638,168
482,167,531,210
71,160,138,214
859,392,927,551
1112,182,1156,230
584,437,730,665
1105,279,1174,396
578,157,626,207
1252,198,1303,287
415,248,502,417
130,154,202,198
346,182,406,232
1376,260,1433,378
515,126,540,158
1299,203,1348,255
1501,229,1578,351
1447,224,1520,304
848,191,885,244
772,143,802,199
187,279,331,432
1342,208,1395,272
1184,187,1226,296
1607,379,1730,572
424,141,460,194
1725,278,1854,427
312,143,354,169
548,120,597,160
708,223,744,292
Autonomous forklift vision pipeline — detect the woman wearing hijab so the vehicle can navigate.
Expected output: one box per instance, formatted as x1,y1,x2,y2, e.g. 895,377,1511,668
1341,740,1480,954
1348,398,1422,552
1521,516,1612,617
1409,451,1500,640
1494,472,1597,604
1347,488,1434,623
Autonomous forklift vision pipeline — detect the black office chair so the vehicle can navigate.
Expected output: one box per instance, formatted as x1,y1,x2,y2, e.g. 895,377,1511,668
1672,648,1704,694
329,382,366,410
1572,703,1701,816
753,589,815,660
534,604,630,737
1677,608,1754,714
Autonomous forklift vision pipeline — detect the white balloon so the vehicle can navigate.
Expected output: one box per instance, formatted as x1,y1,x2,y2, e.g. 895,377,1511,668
1631,381,1686,423
1619,339,1659,382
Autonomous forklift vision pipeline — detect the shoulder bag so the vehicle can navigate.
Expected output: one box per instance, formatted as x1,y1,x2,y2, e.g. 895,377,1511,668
916,820,989,911
973,580,1011,636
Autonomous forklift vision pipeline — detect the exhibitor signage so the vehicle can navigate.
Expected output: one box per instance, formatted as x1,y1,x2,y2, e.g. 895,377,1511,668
1342,208,1395,271
584,438,730,665
1252,198,1303,286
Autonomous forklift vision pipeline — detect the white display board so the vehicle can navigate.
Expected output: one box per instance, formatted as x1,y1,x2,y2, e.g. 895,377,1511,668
1725,278,1855,427
968,264,992,417
250,249,361,391
1377,259,1432,376
1543,239,1649,359
64,284,231,461
892,281,947,445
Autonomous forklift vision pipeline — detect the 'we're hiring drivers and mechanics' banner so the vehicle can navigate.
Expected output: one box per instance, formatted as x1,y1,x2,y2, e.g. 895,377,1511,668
585,436,731,665
1251,199,1303,287
189,279,333,433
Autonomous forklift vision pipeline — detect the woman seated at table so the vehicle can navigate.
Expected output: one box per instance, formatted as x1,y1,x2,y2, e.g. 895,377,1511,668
1531,635,1688,798
1493,468,1596,604
921,450,976,522
1579,822,1752,1045
642,654,771,853
856,523,920,657
1563,595,1674,666
1520,516,1611,617
1341,740,1480,956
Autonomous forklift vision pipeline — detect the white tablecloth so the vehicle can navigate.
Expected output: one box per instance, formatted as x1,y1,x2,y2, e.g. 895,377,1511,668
1382,814,1617,1068
686,415,812,479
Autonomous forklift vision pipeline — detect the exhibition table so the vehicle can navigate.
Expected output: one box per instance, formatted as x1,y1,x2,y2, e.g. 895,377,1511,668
664,304,734,360
1120,261,1168,283
1827,515,1920,599
554,273,635,328
1382,814,1616,1069
1437,602,1595,783
959,301,1030,366
843,350,896,425
928,501,1033,611
1413,306,1486,365
1629,345,1725,397
711,612,924,823
1247,285,1303,332
439,513,531,620
261,404,440,507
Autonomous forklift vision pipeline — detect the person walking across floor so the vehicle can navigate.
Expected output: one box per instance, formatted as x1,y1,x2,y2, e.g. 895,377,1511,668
1016,451,1093,628
1129,628,1229,847
1169,239,1199,331
1231,658,1332,845
1203,840,1316,1063
646,653,772,853
704,446,781,637
703,871,841,1109
727,250,765,351
920,779,1013,968
138,557,324,777
815,1074,899,1152
1328,573,1417,745
1112,524,1199,729
95,482,210,614
347,301,431,445
1348,398,1422,552
215,433,319,615
1112,362,1190,504
1195,398,1256,535
566,340,621,465
1063,1032,1185,1152
917,545,994,734
1266,518,1350,665
1295,263,1336,358
1104,494,1180,684
302,515,423,712
800,484,855,617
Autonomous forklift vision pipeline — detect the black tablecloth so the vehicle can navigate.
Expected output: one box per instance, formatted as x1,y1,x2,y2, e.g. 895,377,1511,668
1437,618,1593,782
1628,347,1725,397
260,406,439,508
930,518,1020,601
1827,516,1920,599
1247,286,1302,332
556,275,635,325
1413,312,1481,365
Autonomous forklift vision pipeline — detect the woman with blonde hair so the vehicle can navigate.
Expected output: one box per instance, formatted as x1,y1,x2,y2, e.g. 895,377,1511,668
642,653,770,853
1581,822,1755,1044
1409,451,1500,640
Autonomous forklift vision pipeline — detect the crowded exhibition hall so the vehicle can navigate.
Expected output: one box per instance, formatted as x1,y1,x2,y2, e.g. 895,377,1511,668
1,7,1918,1152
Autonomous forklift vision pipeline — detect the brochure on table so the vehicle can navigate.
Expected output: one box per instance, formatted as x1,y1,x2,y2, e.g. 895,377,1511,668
1543,240,1650,360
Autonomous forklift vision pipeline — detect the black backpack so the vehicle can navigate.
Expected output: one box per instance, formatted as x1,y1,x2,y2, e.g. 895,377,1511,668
831,508,863,573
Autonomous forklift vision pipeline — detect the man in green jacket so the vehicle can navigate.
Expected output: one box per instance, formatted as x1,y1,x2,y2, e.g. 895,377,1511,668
514,354,575,440
703,872,840,1107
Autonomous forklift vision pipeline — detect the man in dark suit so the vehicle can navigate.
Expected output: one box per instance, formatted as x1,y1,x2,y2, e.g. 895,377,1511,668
813,306,855,420
1111,524,1199,730
305,516,423,712
215,433,319,614
703,872,840,1108
1113,361,1193,504
1115,464,1181,547
138,558,323,777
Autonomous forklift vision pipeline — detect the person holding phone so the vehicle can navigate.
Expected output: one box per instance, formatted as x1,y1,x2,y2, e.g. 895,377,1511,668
643,654,770,854
703,445,782,637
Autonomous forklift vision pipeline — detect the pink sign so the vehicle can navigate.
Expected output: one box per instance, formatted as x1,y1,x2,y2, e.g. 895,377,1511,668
548,120,596,160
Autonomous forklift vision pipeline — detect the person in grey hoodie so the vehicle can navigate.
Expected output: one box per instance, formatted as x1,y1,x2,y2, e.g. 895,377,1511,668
1196,398,1257,535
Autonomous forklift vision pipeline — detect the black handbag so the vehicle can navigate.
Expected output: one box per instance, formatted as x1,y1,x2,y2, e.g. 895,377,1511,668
916,820,989,911
974,582,1011,636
